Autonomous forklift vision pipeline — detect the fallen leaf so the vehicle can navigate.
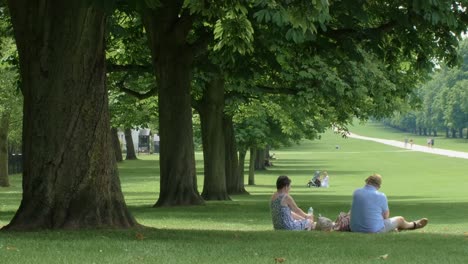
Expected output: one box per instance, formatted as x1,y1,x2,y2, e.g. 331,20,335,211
378,254,389,260
135,232,145,240
275,257,286,263
6,246,18,251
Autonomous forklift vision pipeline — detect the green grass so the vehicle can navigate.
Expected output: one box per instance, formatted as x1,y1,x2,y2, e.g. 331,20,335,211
1,125,468,263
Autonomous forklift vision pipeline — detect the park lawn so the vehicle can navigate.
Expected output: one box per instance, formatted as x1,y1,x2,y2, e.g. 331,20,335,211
1,129,468,263
350,120,468,152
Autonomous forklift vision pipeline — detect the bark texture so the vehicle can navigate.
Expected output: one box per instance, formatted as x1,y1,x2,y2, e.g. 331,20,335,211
254,148,266,170
224,116,247,195
142,2,203,206
238,149,247,189
3,1,136,230
0,112,10,187
248,147,256,185
124,128,137,160
199,76,230,200
111,127,123,162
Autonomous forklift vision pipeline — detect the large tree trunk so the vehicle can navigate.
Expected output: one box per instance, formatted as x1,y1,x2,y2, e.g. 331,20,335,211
0,112,10,187
459,128,463,139
248,147,256,186
255,148,266,170
142,4,203,206
225,116,247,195
124,128,137,160
111,127,123,162
199,75,230,200
3,1,136,230
446,127,450,138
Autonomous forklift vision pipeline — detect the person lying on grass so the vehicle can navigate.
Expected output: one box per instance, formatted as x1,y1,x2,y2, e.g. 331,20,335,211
271,175,315,230
350,174,428,233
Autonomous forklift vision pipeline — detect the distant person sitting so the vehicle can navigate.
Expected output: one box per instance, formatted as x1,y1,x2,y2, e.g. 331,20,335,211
307,170,321,187
321,171,329,188
271,175,314,230
350,174,428,233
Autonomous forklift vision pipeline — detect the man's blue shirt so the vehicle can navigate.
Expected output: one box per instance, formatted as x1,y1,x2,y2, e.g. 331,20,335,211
350,185,389,233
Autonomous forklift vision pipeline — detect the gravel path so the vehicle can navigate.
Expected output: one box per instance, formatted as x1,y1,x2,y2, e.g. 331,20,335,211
347,133,468,160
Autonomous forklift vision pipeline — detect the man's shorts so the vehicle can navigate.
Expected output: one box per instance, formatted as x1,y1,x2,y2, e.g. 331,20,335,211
379,217,399,233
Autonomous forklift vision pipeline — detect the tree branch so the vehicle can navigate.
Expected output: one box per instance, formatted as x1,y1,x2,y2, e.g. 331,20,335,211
115,73,158,100
107,63,153,73
324,20,397,41
254,85,299,95
190,27,213,57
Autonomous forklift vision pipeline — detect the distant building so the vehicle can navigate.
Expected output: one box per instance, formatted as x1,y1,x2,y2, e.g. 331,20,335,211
118,128,158,154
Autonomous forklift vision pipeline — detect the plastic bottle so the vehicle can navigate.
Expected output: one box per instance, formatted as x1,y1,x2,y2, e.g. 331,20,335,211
308,207,314,215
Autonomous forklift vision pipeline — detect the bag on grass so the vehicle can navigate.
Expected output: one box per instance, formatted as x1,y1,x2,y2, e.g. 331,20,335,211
333,212,350,232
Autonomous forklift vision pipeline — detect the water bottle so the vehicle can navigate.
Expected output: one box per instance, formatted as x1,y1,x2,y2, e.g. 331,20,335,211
308,207,314,216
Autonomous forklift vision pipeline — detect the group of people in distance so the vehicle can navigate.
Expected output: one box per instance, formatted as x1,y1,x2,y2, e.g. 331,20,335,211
271,174,428,233
307,170,329,188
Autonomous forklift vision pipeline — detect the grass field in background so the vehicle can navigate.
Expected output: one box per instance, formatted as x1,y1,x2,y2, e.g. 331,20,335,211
1,123,468,263
350,120,468,152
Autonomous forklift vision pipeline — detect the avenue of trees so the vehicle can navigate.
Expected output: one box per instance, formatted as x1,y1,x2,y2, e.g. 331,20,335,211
383,39,468,138
0,0,467,230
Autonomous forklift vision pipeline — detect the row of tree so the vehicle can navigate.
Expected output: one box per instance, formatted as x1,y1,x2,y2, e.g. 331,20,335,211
382,39,468,138
0,9,21,188
0,0,466,230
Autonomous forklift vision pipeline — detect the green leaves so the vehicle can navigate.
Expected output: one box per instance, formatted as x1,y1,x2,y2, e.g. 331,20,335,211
213,9,254,57
253,0,330,43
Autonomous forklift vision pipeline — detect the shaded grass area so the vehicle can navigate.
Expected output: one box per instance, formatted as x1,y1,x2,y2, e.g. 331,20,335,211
1,228,468,264
1,128,468,263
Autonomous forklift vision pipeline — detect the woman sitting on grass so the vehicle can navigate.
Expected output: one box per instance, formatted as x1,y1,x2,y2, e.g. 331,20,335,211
271,175,314,230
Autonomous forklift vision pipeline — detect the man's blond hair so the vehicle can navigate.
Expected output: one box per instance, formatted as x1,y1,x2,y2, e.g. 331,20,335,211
365,174,382,188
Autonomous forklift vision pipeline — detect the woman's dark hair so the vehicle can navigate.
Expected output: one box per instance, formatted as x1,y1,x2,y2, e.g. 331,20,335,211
276,175,291,189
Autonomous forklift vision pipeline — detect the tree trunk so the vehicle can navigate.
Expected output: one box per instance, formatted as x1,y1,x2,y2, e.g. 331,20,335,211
248,147,256,185
446,127,450,138
451,128,456,138
255,148,266,170
433,129,438,137
3,1,136,230
124,128,137,160
459,128,463,139
111,127,123,162
224,115,247,195
142,6,203,206
199,75,230,200
0,112,10,187
238,148,247,189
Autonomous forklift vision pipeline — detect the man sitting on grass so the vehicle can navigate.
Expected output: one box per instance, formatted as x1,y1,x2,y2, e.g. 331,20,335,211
350,174,428,233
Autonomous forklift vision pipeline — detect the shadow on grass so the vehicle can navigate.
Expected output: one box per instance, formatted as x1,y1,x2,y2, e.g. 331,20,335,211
123,193,468,226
